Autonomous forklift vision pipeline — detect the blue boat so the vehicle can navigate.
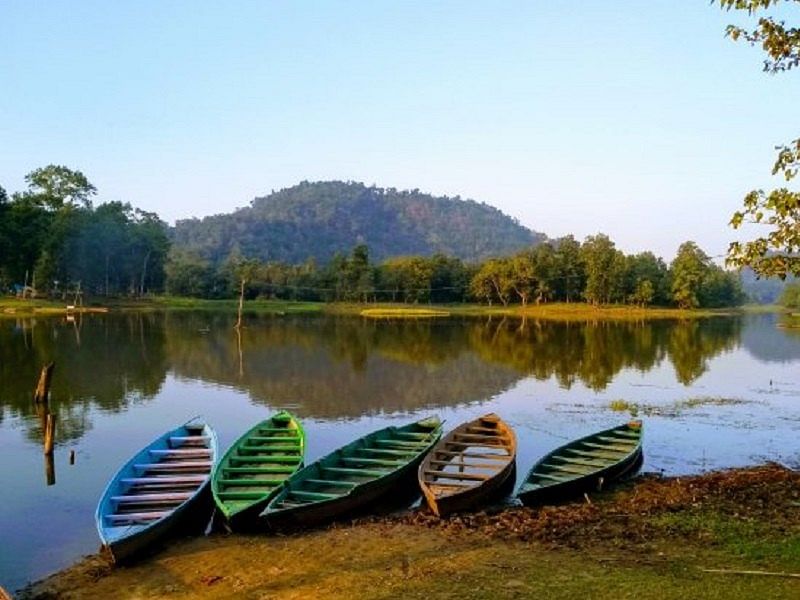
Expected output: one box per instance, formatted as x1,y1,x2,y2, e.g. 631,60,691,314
95,418,218,562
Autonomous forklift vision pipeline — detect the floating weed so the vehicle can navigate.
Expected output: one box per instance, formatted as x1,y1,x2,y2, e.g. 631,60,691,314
609,399,638,417
605,397,752,418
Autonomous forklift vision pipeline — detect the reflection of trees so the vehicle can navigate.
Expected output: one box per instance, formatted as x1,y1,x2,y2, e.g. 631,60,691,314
0,313,167,443
0,312,746,443
468,317,738,390
667,318,741,384
166,315,521,418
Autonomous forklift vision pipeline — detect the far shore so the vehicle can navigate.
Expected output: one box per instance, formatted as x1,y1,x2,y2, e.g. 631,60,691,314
0,297,780,321
19,464,800,600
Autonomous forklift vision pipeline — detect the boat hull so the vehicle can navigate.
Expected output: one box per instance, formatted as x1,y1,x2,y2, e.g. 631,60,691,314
96,419,218,563
262,417,442,530
517,421,643,506
211,411,305,532
419,413,517,517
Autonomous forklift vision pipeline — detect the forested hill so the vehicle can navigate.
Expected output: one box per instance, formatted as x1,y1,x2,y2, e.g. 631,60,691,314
172,181,545,264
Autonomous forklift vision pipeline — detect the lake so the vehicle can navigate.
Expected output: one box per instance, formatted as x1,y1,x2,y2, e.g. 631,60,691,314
1,311,799,592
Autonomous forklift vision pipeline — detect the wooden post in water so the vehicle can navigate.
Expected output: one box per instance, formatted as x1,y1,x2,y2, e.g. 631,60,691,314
44,412,57,485
45,453,56,486
44,413,56,456
235,277,246,330
34,362,55,404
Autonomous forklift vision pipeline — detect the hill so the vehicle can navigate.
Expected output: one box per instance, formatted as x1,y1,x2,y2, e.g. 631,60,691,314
172,181,545,264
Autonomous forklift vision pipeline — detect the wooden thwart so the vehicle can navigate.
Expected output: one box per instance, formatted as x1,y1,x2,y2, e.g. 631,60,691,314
112,492,192,503
434,450,509,461
425,470,489,481
121,475,207,485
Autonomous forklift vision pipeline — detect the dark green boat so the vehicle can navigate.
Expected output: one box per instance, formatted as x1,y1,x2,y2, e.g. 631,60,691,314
516,420,643,506
261,416,442,529
211,411,305,529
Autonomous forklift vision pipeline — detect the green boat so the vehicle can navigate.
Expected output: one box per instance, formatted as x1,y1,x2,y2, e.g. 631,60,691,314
261,416,442,529
211,411,305,529
516,420,643,506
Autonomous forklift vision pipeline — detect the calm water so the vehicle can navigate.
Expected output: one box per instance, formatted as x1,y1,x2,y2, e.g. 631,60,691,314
2,311,800,591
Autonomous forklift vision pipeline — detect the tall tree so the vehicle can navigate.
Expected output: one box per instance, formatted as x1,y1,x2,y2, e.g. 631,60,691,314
671,242,710,309
581,234,624,305
23,165,97,210
553,235,584,302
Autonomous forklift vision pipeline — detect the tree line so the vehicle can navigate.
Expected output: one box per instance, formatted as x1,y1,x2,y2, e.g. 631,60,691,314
2,165,744,308
169,236,745,309
0,166,169,297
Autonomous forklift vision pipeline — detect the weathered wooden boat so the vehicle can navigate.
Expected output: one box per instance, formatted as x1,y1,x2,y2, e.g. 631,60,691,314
516,420,643,505
211,411,305,530
261,416,442,529
418,413,516,517
95,418,218,562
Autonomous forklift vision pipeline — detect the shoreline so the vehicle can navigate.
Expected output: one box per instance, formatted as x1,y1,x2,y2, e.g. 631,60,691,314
0,297,776,321
19,464,800,599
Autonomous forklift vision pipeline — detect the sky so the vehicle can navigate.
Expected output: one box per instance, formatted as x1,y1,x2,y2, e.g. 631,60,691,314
1,1,798,261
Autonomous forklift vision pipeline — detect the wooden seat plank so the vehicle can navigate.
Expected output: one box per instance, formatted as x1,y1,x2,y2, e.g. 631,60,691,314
134,461,211,471
341,457,403,466
121,475,206,485
223,466,296,474
357,448,415,457
290,490,340,500
217,478,283,486
229,455,299,464
424,470,488,481
306,479,357,487
106,511,167,522
428,459,502,470
112,492,192,503
322,467,386,477
434,450,509,461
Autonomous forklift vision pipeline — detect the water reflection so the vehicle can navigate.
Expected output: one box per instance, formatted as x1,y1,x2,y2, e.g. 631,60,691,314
0,312,757,444
0,313,167,442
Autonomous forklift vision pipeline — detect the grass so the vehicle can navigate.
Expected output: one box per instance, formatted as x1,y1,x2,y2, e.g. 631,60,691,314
0,296,753,322
359,307,451,319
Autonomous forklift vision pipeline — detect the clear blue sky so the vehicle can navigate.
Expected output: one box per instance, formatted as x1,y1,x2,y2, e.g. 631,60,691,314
1,1,797,260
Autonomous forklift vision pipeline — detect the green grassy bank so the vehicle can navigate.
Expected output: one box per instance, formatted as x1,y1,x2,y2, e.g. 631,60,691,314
0,296,779,321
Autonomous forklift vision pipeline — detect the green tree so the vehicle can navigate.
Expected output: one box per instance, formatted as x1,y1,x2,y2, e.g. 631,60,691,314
581,234,624,305
23,165,97,210
510,252,535,306
779,282,800,308
630,279,655,307
671,242,710,309
717,1,800,277
553,235,584,302
345,244,374,302
165,250,216,297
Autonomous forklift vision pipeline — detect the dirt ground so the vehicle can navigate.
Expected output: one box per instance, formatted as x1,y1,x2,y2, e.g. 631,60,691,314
21,464,800,599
